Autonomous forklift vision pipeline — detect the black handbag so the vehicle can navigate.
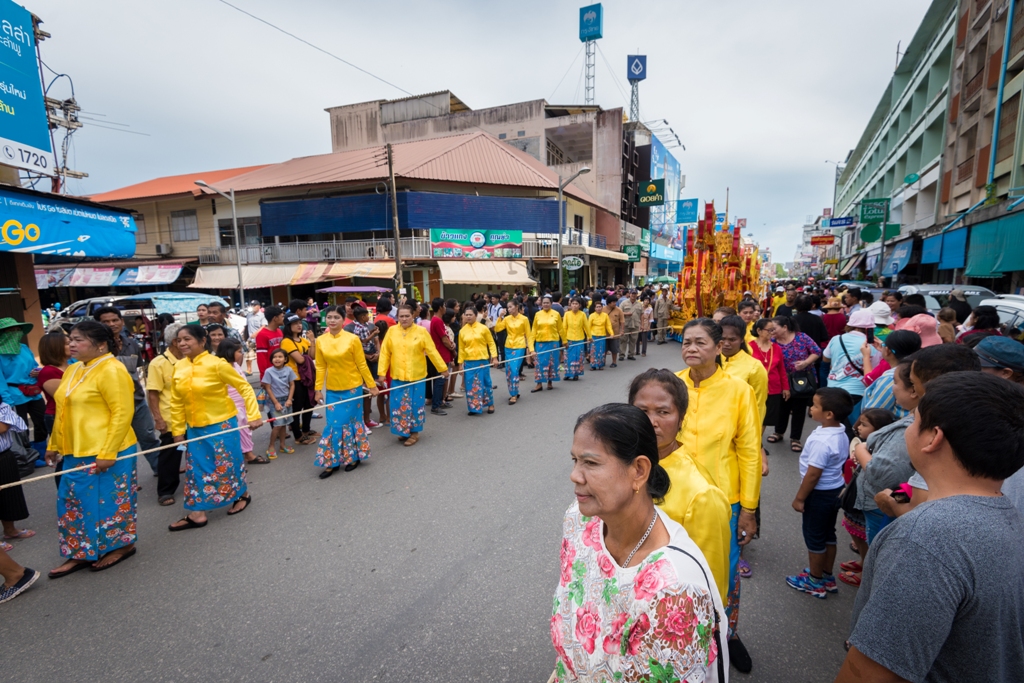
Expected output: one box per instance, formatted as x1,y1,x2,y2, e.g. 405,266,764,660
788,368,818,398
840,469,860,514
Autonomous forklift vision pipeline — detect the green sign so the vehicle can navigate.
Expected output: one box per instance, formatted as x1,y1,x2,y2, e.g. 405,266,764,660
561,256,585,271
622,244,641,262
904,173,920,184
859,198,889,224
638,179,666,207
884,223,901,240
429,228,523,259
860,224,882,243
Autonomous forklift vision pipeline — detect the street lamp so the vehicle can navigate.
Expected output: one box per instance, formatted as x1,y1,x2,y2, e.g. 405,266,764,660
195,180,245,310
557,167,591,293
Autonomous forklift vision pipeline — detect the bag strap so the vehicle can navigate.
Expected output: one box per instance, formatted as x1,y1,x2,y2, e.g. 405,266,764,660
838,335,864,376
665,545,727,682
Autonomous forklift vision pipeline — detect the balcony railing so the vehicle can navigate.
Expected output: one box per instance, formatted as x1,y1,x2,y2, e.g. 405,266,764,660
957,156,975,184
963,69,985,102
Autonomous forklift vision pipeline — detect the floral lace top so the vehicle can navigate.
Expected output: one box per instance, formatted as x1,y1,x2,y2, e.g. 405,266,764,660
776,332,821,374
551,502,726,683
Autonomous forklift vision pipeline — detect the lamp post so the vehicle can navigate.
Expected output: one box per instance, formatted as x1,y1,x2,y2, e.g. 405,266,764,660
195,180,245,309
557,167,591,294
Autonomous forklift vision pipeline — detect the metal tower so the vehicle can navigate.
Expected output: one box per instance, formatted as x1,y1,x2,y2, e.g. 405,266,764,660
626,54,646,122
584,40,595,105
629,81,639,121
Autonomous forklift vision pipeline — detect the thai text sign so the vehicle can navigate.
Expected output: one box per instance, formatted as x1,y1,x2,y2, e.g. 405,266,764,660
579,4,603,41
859,198,889,224
0,0,53,176
0,187,136,258
811,235,835,246
638,179,665,207
429,228,522,259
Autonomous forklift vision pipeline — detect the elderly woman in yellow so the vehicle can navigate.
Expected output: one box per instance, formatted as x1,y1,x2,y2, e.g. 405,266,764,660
314,305,379,479
562,296,591,381
167,324,263,532
588,299,614,370
494,300,531,405
458,307,498,415
378,304,449,448
676,317,761,674
628,368,732,604
44,321,139,577
530,295,565,393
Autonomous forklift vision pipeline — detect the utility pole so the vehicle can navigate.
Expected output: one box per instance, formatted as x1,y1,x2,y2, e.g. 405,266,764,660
386,143,403,297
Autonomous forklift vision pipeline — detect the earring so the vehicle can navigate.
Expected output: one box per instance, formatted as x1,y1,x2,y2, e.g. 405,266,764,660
634,487,639,494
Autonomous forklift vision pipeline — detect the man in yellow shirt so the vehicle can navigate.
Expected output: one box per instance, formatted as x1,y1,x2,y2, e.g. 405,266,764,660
146,322,184,506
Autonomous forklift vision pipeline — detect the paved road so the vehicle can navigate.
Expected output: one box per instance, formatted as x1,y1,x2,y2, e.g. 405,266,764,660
1,343,852,681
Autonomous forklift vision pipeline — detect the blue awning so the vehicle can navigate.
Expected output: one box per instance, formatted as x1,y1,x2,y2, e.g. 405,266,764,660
965,212,1024,277
882,239,913,276
921,235,942,264
0,187,136,259
938,228,967,270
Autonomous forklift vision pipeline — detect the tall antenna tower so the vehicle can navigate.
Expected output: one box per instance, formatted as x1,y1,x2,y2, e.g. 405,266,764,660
578,4,603,105
627,54,647,121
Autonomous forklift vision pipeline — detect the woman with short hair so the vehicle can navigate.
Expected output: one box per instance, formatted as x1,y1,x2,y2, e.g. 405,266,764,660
769,315,821,452
167,324,263,530
552,402,726,682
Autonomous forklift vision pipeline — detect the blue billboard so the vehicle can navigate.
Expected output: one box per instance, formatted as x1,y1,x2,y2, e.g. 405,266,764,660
627,55,647,82
648,137,683,259
579,4,603,41
0,0,53,176
676,198,698,224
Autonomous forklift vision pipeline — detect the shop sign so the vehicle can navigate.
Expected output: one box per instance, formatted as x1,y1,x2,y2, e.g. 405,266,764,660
0,0,54,175
638,179,665,207
810,235,835,246
622,244,641,262
429,228,522,259
561,256,584,271
859,198,889,224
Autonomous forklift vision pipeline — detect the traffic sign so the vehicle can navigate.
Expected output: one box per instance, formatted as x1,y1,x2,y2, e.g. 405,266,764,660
859,198,889,224
829,216,854,228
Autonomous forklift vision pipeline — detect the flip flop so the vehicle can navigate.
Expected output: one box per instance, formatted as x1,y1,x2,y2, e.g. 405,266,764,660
48,560,92,579
89,547,137,572
168,516,208,532
3,529,34,540
840,560,863,572
226,494,252,516
839,571,861,587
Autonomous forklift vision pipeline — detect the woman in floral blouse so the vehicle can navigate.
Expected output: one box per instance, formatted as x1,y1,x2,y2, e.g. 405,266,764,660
552,403,727,682
769,315,821,452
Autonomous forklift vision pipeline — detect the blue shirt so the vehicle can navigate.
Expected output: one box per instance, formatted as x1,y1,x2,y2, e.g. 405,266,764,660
0,344,42,406
823,332,880,397
861,367,910,418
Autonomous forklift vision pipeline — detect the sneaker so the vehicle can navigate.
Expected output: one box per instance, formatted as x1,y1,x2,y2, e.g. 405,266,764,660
449,392,464,399
785,571,827,599
365,420,382,429
804,568,838,593
430,408,448,415
441,401,454,409
0,567,38,605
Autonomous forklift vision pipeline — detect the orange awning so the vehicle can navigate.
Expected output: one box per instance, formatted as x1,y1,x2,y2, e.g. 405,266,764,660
325,261,397,279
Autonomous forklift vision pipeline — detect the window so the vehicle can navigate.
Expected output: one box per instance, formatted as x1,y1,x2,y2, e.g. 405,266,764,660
134,214,147,244
498,133,507,140
573,215,584,231
170,210,199,242
217,217,261,247
518,130,526,137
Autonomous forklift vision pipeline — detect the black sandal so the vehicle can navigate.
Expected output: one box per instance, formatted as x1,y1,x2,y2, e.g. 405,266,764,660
487,406,495,414
767,434,783,443
508,396,518,405
48,560,92,579
791,441,803,452
168,516,208,532
227,494,252,516
247,455,271,465
319,467,338,479
89,547,137,572
530,385,543,393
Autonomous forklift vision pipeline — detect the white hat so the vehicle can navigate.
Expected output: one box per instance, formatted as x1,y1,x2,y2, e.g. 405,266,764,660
867,300,894,326
776,286,785,292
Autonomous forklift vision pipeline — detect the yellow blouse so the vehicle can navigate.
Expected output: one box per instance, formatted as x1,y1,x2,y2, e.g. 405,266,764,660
563,310,591,342
530,309,565,345
721,350,769,424
47,354,137,460
588,311,614,337
675,367,762,510
280,336,311,378
145,349,179,425
494,313,532,351
170,351,261,436
745,320,756,343
657,446,733,602
458,322,498,363
378,324,447,382
314,330,374,392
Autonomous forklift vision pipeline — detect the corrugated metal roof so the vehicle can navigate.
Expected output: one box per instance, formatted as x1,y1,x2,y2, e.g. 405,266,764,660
89,165,271,203
203,132,608,211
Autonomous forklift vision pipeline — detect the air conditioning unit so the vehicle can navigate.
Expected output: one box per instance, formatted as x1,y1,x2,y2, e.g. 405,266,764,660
366,245,390,259
155,243,173,255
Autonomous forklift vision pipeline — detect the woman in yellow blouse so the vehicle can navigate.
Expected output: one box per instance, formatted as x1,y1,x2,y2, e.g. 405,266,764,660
167,324,263,531
44,321,139,577
588,299,614,370
377,304,448,447
676,318,762,669
494,300,532,404
529,296,565,392
458,307,498,415
313,305,379,478
562,297,591,381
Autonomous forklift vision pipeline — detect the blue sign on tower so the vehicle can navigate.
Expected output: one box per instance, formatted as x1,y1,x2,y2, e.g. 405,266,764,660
627,55,647,82
0,0,53,176
676,198,699,224
579,4,603,42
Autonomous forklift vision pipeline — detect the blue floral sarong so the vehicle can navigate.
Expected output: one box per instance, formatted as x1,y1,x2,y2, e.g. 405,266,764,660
590,336,607,369
390,379,425,437
315,387,370,469
534,341,561,383
565,340,586,379
465,359,494,413
183,417,247,512
505,347,526,397
57,446,138,561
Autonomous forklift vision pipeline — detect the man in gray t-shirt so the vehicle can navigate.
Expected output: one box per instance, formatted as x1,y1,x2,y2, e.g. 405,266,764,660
836,372,1024,683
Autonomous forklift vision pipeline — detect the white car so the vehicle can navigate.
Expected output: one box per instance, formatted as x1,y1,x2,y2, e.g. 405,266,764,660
980,295,1024,339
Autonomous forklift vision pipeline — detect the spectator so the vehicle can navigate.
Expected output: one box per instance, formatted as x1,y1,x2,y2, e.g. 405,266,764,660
860,330,922,416
956,305,1001,346
374,298,396,327
207,302,241,342
0,545,37,604
770,315,821,452
794,294,829,349
775,284,798,318
881,290,903,314
0,318,45,448
946,288,973,323
255,305,284,379
837,372,1024,683
901,314,943,348
866,301,894,342
822,310,880,417
937,307,958,344
820,297,847,341
35,331,70,439
245,301,266,340
427,299,454,416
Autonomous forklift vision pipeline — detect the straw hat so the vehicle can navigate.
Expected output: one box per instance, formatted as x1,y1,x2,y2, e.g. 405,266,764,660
823,297,843,311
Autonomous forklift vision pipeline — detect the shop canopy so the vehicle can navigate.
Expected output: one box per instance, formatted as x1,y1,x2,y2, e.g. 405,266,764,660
921,235,942,264
838,254,864,277
316,286,392,293
881,239,913,276
0,186,137,259
436,260,535,286
118,293,228,316
325,261,396,279
190,264,300,290
965,213,1024,277
938,228,967,270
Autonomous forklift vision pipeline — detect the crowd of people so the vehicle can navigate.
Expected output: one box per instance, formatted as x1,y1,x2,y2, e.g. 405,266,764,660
2,277,1024,683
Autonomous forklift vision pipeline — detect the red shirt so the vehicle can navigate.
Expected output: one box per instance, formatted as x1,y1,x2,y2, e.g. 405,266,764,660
750,341,789,395
255,326,283,378
36,364,64,415
429,316,452,364
374,313,396,328
821,312,847,342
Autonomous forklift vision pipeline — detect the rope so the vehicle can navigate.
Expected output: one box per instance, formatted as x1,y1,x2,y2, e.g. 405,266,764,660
0,322,679,491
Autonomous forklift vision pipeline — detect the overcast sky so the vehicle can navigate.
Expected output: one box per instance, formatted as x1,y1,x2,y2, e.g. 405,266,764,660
26,0,933,262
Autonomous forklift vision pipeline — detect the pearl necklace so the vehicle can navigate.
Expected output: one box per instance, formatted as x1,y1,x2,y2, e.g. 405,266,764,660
620,510,659,568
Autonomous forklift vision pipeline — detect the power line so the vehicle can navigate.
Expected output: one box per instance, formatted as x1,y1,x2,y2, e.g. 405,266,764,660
548,44,585,102
86,123,150,136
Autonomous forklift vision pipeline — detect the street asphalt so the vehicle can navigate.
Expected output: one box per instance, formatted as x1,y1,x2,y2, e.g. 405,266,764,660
1,342,853,682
